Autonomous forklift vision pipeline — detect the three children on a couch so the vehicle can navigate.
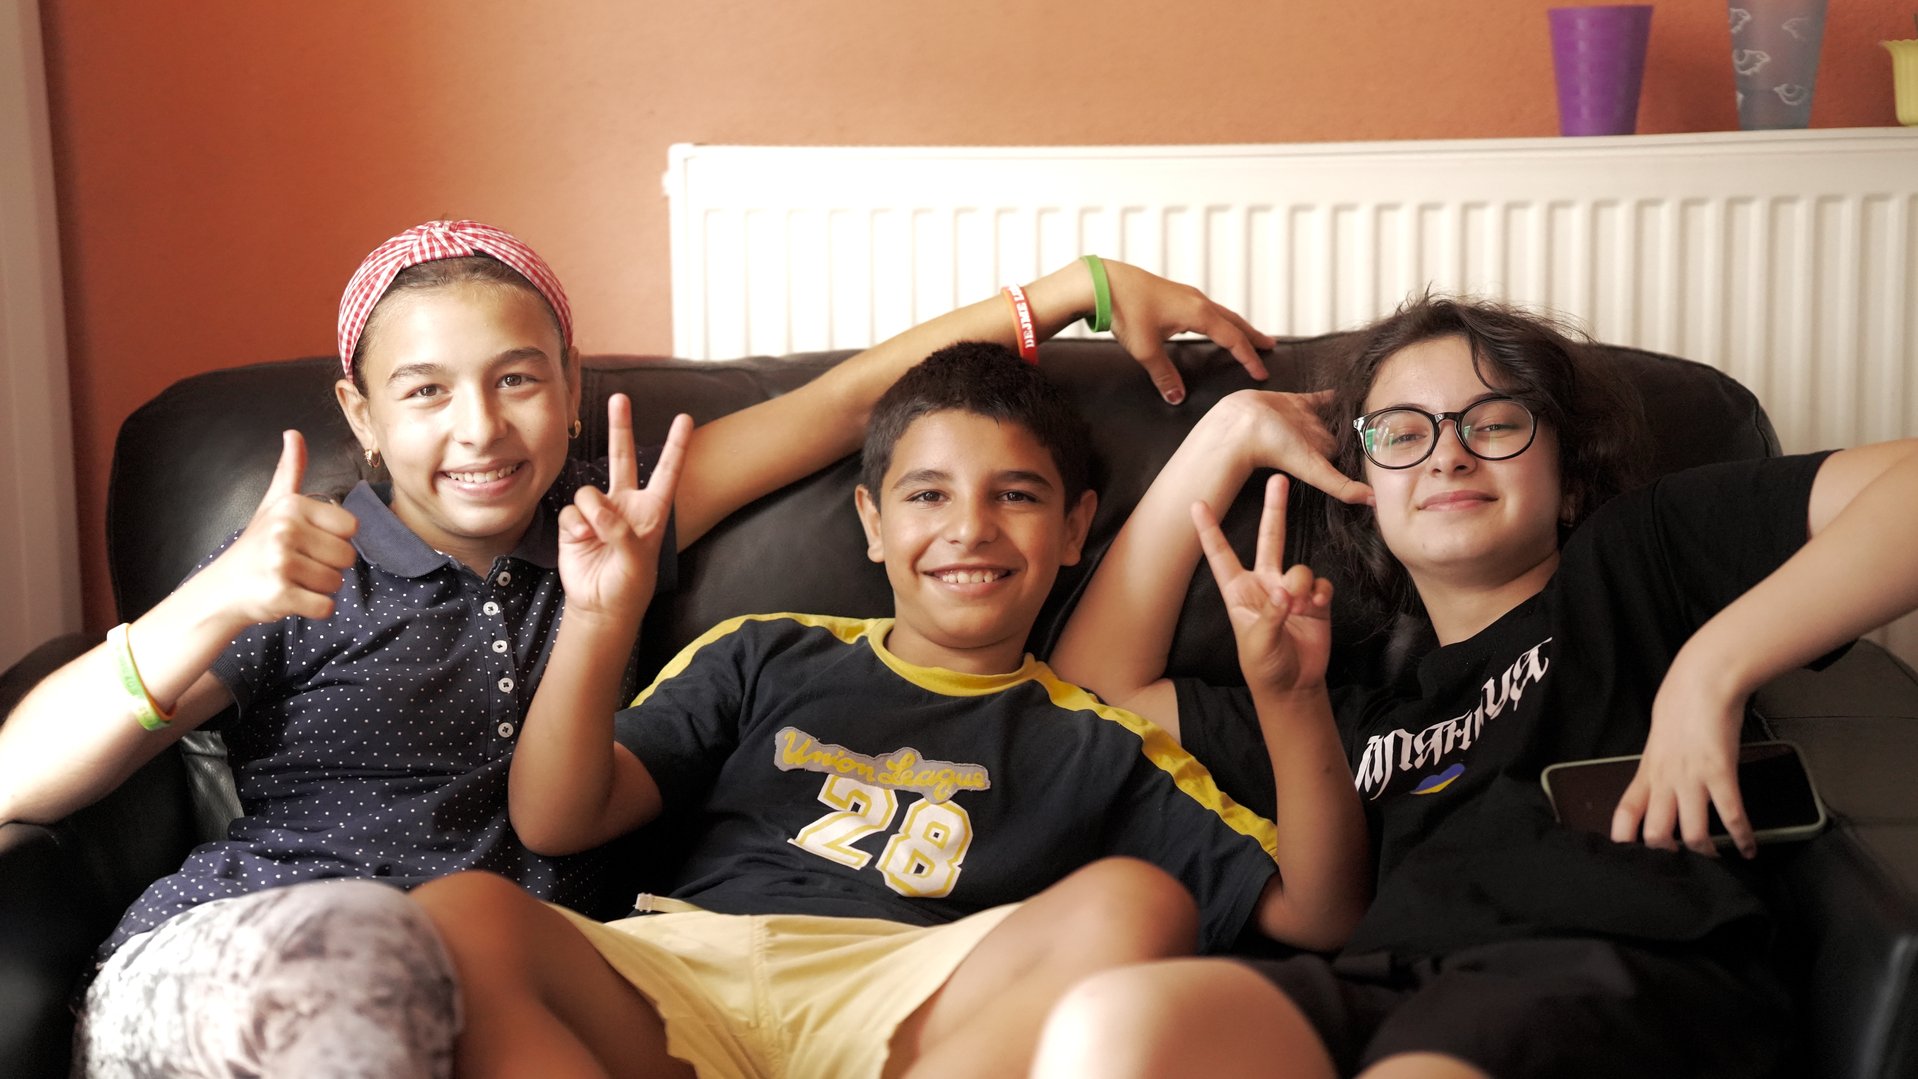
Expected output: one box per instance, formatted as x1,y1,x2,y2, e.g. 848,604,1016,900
8,218,1917,1078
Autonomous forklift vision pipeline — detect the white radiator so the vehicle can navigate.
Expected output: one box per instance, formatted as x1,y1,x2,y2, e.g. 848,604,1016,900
664,131,1918,663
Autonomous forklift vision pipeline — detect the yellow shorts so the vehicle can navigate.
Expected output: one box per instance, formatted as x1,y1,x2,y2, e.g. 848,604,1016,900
552,897,1018,1079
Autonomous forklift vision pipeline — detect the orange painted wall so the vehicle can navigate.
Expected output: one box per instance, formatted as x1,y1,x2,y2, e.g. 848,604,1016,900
41,0,1911,627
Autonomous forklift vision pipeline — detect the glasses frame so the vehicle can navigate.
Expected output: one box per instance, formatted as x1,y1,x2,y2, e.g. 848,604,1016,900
1352,396,1539,470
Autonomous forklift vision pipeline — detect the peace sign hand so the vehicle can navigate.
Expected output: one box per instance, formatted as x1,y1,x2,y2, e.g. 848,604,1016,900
1191,474,1334,695
557,396,693,624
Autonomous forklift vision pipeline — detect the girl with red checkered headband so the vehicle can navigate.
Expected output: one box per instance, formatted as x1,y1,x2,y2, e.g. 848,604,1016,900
0,218,1274,1078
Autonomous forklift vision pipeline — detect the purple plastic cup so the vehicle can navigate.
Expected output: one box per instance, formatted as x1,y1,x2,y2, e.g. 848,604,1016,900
1548,5,1655,136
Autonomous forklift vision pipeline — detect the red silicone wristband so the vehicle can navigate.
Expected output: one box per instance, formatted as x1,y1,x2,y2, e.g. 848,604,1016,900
1002,284,1040,364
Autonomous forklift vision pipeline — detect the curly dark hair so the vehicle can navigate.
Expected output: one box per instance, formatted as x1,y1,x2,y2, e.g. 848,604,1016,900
1322,293,1648,631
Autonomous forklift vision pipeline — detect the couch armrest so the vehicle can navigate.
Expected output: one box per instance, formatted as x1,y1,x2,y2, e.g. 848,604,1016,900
0,753,199,1079
0,822,104,1078
3,633,204,1079
1752,642,1918,1079
0,633,97,717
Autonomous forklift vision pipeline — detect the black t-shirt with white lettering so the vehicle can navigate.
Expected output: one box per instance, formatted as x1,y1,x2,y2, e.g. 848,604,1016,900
1177,451,1834,961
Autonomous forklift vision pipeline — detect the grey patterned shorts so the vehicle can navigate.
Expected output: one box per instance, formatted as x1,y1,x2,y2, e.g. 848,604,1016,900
73,879,461,1079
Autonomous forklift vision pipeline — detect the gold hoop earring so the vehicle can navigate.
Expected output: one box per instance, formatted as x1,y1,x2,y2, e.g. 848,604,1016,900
364,448,382,470
569,419,583,439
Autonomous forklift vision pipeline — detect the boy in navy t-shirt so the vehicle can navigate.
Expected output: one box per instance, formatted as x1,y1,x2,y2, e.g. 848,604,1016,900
406,342,1367,1078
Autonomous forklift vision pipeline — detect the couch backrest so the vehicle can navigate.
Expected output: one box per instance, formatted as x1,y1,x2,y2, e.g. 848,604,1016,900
111,337,1779,689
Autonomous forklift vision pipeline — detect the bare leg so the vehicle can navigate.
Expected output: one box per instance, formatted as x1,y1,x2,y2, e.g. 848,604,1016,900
1358,1055,1490,1079
886,857,1200,1079
1032,958,1336,1079
409,872,693,1079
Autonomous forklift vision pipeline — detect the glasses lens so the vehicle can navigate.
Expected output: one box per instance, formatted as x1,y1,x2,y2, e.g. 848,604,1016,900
1361,409,1434,467
1460,399,1536,460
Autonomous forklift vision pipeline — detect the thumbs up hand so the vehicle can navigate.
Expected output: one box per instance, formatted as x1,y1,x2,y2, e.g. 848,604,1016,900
205,430,361,628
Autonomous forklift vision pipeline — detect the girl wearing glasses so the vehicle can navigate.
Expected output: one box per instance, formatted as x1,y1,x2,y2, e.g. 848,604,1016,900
1044,294,1918,1078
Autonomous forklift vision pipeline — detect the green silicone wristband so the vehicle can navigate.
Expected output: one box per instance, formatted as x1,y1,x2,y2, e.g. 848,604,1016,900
109,622,173,731
1081,255,1112,333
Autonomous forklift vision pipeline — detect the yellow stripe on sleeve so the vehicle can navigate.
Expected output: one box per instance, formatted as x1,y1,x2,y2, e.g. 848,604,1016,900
1032,667,1281,858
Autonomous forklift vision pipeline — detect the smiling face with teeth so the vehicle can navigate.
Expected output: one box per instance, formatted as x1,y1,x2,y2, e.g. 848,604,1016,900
855,408,1096,675
336,281,580,570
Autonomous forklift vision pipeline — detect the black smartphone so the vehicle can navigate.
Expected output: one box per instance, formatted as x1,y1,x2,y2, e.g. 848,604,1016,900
1541,740,1827,844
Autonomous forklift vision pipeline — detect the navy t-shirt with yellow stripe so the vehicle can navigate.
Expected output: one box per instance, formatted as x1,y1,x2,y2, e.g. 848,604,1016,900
612,614,1277,953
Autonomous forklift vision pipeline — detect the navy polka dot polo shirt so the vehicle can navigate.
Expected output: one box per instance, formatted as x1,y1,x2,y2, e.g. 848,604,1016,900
103,456,673,957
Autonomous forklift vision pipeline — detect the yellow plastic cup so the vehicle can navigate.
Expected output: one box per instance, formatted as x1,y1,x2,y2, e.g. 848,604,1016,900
1884,39,1918,126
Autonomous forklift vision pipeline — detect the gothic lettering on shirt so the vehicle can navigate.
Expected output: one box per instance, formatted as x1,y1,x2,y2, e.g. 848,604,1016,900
1351,638,1553,800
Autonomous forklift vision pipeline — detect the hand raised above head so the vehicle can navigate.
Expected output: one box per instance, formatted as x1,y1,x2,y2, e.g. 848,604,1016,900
210,430,361,628
1192,474,1334,698
558,395,693,624
1099,259,1276,404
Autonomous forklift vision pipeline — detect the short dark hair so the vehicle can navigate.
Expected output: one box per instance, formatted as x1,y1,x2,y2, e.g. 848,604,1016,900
1322,293,1648,627
349,254,568,392
861,341,1093,504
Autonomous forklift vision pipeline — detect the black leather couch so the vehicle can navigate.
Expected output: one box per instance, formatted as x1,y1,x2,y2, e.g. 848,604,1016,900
3,339,1915,1078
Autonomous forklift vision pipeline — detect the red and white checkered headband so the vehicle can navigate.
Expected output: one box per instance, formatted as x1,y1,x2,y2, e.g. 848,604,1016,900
336,219,574,377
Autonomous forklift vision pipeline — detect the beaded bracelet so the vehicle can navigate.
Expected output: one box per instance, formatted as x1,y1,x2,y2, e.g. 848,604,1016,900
108,622,174,731
1001,284,1040,363
1081,255,1112,333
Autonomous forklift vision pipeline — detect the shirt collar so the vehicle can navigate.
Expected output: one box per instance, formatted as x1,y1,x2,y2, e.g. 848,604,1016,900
343,480,562,578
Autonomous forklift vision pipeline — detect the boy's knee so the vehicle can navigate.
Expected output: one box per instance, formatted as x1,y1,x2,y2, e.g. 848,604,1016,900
1053,965,1185,1031
410,869,527,916
409,870,545,964
1054,857,1199,955
1035,966,1189,1075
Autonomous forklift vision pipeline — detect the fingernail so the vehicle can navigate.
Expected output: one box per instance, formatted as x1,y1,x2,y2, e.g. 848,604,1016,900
1164,389,1185,405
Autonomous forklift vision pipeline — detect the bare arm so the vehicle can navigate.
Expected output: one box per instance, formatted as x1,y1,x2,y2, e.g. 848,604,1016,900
0,432,358,825
1618,439,1918,857
1248,681,1369,951
1050,390,1369,735
671,259,1274,547
1197,477,1369,950
509,401,688,855
505,601,665,856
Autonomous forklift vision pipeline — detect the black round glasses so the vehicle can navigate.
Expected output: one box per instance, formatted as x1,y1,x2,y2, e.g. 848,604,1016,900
1352,396,1539,470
